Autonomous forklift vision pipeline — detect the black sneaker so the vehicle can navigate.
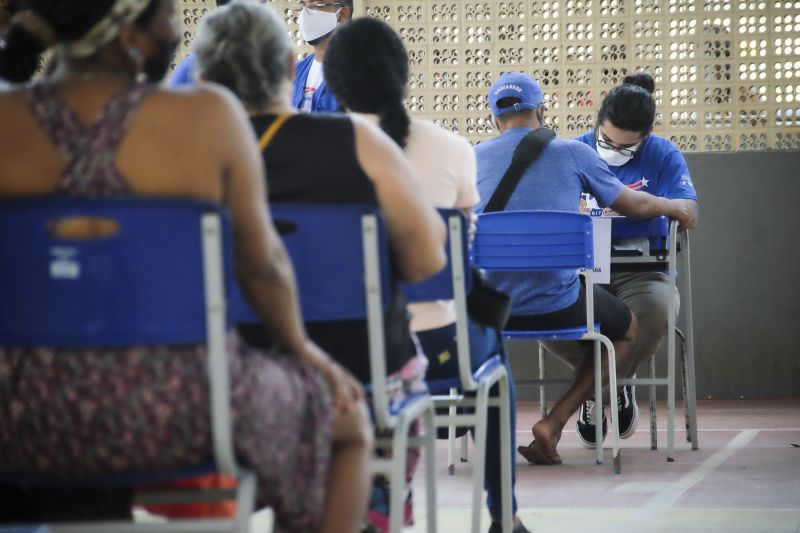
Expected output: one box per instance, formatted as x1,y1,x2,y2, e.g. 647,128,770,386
576,398,607,448
617,385,640,439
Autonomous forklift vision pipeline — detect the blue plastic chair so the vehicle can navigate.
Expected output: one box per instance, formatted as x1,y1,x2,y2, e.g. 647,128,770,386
472,210,622,473
0,197,256,532
250,203,438,533
402,210,513,533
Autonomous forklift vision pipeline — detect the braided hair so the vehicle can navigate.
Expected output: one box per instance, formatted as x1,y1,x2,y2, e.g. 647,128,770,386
324,17,411,148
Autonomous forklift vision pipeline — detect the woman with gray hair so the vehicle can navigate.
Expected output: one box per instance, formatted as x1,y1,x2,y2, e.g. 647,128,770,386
195,1,447,530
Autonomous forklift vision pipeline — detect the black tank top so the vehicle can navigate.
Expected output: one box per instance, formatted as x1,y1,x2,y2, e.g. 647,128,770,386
239,113,417,383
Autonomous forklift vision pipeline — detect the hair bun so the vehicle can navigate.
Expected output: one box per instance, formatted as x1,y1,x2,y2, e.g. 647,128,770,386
622,71,655,94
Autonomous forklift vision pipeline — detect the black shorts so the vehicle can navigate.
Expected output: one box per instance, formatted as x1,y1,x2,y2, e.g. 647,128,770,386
505,283,632,341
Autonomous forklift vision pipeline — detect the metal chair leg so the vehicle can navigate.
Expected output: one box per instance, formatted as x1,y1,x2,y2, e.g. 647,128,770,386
678,228,700,451
423,407,438,533
600,336,622,474
649,356,658,450
679,329,690,444
666,222,678,463
470,385,490,533
389,419,410,533
678,328,699,449
538,343,548,418
594,340,604,466
447,387,457,474
498,374,513,533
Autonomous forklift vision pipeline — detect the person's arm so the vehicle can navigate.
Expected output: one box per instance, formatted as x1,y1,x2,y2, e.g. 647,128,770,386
351,114,446,282
672,198,699,228
206,86,362,409
657,148,700,228
610,187,698,229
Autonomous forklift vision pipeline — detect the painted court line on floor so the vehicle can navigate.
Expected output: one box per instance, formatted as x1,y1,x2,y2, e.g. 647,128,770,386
614,429,760,532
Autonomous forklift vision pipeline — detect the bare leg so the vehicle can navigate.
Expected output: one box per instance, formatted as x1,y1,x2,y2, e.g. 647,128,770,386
521,312,638,462
320,400,374,533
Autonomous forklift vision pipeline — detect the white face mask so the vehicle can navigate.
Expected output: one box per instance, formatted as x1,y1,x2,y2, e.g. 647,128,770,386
298,7,341,42
596,144,636,167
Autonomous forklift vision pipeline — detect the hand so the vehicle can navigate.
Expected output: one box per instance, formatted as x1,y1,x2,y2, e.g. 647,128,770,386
298,340,365,412
669,200,698,230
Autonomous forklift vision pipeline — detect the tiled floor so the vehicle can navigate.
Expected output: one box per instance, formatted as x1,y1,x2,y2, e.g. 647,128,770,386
399,399,800,533
148,399,799,533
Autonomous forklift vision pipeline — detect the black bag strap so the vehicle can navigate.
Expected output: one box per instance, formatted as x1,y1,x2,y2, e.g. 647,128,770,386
483,127,556,213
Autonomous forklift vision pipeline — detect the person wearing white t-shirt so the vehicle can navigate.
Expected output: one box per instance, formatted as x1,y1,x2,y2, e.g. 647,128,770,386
325,18,532,533
299,58,324,111
291,0,352,113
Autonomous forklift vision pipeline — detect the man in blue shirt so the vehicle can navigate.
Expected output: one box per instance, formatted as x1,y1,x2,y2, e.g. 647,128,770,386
575,72,698,449
291,0,352,112
475,72,695,464
170,0,231,87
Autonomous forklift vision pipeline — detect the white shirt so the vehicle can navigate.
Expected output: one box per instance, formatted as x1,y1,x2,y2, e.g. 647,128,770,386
403,119,479,332
300,60,324,112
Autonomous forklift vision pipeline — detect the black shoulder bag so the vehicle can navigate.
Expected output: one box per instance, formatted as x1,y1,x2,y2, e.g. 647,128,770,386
467,127,556,330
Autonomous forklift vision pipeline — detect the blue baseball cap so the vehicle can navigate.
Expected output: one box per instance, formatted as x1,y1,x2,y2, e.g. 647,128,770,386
488,72,545,116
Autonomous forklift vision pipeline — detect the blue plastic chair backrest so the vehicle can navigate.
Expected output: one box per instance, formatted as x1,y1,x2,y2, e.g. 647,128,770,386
401,209,471,303
0,197,235,348
235,203,392,324
610,215,670,252
472,210,594,272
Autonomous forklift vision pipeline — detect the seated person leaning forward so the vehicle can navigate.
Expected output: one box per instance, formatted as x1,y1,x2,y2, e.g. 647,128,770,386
0,1,372,532
192,2,446,530
574,72,699,448
322,17,531,533
474,72,696,465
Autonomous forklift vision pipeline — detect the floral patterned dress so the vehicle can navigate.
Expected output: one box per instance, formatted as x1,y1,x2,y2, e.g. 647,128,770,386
0,82,333,533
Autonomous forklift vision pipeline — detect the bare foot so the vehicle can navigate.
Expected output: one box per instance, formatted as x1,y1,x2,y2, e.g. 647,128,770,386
517,439,562,465
532,418,563,461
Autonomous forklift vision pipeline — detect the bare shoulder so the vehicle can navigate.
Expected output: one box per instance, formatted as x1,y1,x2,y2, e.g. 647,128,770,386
147,82,246,125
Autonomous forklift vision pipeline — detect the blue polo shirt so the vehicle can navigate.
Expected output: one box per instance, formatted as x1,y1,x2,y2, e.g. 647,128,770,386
475,128,624,315
575,130,697,201
291,54,340,113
